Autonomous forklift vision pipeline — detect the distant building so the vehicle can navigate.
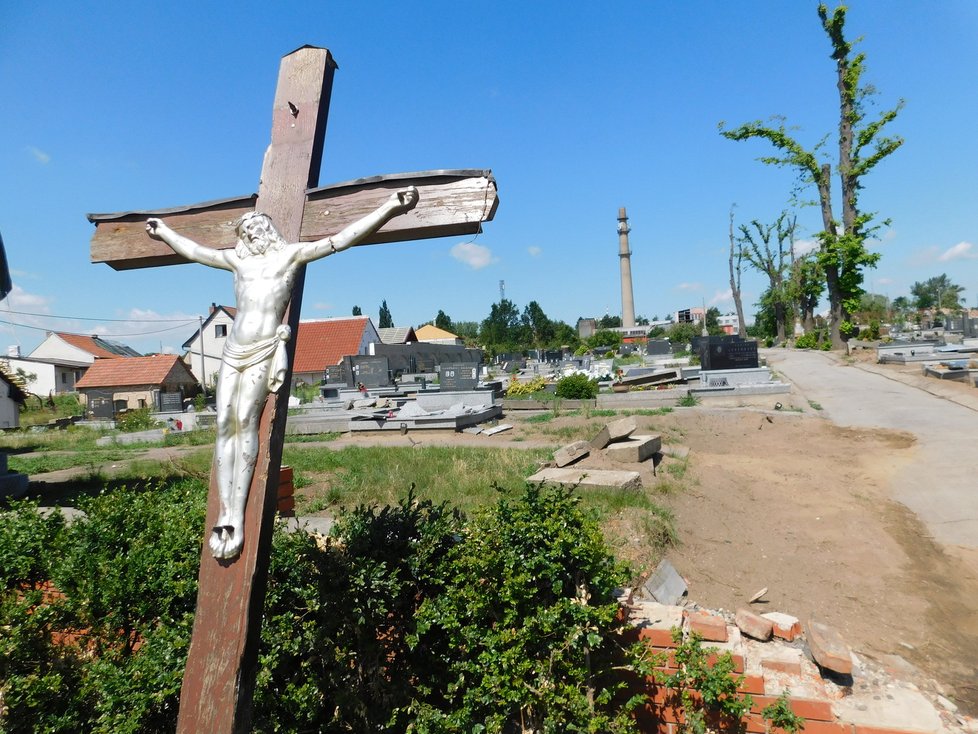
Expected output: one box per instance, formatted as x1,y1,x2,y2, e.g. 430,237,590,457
675,307,706,325
576,318,597,339
181,304,237,389
4,331,140,396
415,324,462,345
291,316,380,387
717,314,740,335
74,354,200,418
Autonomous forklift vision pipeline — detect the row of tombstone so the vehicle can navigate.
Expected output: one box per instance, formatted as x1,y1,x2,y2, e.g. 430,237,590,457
325,355,482,392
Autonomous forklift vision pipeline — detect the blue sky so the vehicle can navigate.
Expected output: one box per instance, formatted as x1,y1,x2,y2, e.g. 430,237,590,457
1,1,977,355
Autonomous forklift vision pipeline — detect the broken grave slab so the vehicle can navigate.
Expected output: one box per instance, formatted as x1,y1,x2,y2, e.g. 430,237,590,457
527,467,641,491
605,434,661,463
554,440,590,467
643,558,687,606
589,416,637,450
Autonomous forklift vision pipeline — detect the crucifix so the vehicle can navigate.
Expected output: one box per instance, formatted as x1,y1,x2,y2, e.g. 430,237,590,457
87,45,497,733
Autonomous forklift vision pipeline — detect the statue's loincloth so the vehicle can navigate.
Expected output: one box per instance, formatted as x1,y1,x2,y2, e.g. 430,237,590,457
222,325,291,393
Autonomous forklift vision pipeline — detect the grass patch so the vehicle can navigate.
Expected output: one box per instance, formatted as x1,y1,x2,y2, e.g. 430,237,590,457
676,394,700,407
284,432,343,443
286,445,553,515
9,451,129,475
808,400,823,411
525,413,555,424
621,407,674,417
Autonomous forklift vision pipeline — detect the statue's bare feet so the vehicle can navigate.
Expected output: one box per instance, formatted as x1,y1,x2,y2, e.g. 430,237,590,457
209,524,244,559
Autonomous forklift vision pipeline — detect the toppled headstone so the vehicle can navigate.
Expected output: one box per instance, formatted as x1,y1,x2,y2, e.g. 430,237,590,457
605,434,662,464
643,558,687,606
735,608,773,641
483,424,513,435
527,467,642,491
806,619,853,675
554,440,590,467
590,416,638,450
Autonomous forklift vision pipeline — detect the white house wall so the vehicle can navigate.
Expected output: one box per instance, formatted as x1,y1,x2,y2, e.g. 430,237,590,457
183,311,234,388
29,334,97,364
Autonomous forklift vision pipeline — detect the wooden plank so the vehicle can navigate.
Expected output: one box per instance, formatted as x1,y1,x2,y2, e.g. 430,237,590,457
176,45,336,734
89,170,498,270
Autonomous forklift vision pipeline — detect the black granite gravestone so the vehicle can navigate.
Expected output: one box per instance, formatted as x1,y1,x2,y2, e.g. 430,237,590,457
694,335,759,371
439,363,480,392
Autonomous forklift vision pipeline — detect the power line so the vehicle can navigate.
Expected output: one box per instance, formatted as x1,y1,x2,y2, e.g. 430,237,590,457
0,317,195,337
0,307,196,323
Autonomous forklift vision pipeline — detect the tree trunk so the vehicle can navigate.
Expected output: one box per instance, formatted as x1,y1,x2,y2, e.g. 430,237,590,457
728,208,747,335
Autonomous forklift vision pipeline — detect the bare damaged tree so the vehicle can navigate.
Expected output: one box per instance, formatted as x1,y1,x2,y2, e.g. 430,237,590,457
727,205,747,336
739,213,797,344
720,4,903,349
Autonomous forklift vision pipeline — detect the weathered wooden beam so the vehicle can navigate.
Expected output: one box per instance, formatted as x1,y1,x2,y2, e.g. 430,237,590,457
88,169,498,270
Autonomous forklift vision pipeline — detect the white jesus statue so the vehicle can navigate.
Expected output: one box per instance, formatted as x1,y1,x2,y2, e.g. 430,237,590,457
146,187,419,559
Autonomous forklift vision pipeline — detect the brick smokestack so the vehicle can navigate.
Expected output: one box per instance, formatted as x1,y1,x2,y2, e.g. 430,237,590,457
617,207,636,328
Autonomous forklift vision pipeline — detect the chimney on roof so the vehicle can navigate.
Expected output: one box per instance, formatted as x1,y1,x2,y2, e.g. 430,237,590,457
210,303,217,314
7,345,20,358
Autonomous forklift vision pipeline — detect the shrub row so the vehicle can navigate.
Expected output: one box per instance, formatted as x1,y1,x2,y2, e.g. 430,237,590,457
1,482,645,733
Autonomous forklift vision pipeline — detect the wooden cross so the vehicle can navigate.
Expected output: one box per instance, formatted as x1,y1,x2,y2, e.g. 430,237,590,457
87,45,497,734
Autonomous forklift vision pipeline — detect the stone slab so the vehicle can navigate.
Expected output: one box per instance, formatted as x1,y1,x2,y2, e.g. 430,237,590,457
589,416,638,449
643,558,687,606
699,367,772,387
526,467,642,490
554,440,590,467
604,434,661,463
0,471,29,500
483,423,513,435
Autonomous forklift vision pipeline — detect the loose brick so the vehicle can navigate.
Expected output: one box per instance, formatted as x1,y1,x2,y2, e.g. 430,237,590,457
806,620,853,676
736,608,774,641
685,610,728,642
750,694,835,721
762,611,802,641
760,645,803,676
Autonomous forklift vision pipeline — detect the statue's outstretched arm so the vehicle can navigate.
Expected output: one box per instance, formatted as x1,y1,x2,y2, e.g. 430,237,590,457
294,187,419,264
146,218,232,271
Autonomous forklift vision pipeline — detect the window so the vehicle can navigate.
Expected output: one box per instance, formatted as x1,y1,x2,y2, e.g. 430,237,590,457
215,324,228,338
61,373,67,384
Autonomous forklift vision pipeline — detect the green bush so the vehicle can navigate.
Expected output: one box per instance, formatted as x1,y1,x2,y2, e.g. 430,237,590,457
506,375,548,397
411,485,640,732
0,482,647,733
115,408,159,433
555,373,599,399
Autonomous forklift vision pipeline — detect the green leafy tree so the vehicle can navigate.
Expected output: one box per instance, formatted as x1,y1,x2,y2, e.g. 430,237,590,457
667,322,700,352
721,4,903,348
550,321,581,350
522,300,555,351
352,305,362,316
586,329,623,351
598,314,622,329
434,309,453,331
479,299,522,355
378,300,394,328
910,274,965,311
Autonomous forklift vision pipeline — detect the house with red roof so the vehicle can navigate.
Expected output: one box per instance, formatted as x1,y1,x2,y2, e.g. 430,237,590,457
74,354,200,418
181,303,237,389
3,332,142,396
292,316,380,387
